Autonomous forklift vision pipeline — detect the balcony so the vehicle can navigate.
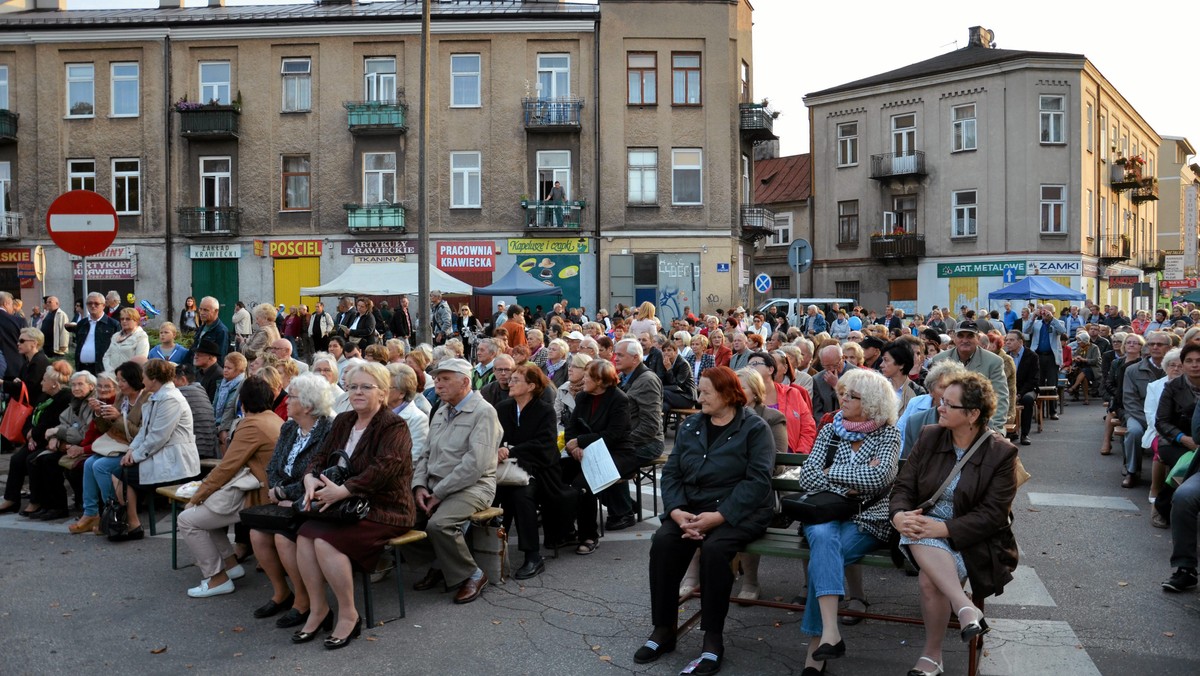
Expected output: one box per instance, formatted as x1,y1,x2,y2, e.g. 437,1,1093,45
177,106,240,140
870,232,925,261
0,211,21,240
344,100,407,135
740,204,776,242
1097,234,1131,265
1139,250,1164,272
1131,178,1159,204
522,97,584,131
345,202,406,233
870,151,927,180
739,103,779,143
177,206,242,237
1109,162,1141,192
521,199,586,232
0,109,17,144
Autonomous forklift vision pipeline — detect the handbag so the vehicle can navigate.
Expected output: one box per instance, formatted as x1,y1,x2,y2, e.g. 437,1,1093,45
91,413,132,457
495,457,531,486
203,466,263,515
100,467,132,539
293,451,371,523
780,433,871,524
1013,456,1031,489
0,383,33,444
239,503,300,532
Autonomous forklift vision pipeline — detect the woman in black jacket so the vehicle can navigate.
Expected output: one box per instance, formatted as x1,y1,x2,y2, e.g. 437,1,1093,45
563,359,633,555
494,364,561,580
342,298,377,350
453,304,484,360
0,327,54,516
633,366,774,675
660,341,697,413
9,361,74,519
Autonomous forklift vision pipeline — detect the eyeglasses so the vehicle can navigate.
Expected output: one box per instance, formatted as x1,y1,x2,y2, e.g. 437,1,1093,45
86,301,103,306
939,397,970,410
839,392,862,400
747,361,767,367
346,384,379,393
1147,342,1170,347
17,338,34,344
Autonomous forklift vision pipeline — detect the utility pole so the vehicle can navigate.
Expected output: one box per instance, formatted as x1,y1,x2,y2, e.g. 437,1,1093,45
417,0,431,344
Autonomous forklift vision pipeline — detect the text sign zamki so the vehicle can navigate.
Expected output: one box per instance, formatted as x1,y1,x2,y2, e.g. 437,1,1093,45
45,190,119,257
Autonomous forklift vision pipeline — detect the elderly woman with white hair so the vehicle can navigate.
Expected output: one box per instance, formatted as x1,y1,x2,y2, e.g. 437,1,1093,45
795,368,901,673
244,302,283,361
1066,330,1101,403
543,338,571,387
249,373,335,625
386,362,429,462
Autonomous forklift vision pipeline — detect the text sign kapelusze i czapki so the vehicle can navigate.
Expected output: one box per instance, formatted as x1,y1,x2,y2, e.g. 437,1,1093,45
45,190,119,257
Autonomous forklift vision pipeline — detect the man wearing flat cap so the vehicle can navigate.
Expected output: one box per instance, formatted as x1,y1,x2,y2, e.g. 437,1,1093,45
929,319,1010,432
860,335,886,370
192,339,224,400
409,358,502,605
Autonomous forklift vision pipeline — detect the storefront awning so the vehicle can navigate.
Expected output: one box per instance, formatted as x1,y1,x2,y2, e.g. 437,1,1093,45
300,262,473,297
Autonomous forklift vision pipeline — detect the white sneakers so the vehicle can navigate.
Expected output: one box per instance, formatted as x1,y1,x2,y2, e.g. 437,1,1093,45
188,578,235,598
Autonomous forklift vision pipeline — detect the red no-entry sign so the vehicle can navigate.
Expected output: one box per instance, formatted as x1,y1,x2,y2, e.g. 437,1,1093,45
45,190,119,257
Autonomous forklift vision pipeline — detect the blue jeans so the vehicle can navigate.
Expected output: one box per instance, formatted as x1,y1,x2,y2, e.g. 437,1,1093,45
800,520,884,636
83,455,122,517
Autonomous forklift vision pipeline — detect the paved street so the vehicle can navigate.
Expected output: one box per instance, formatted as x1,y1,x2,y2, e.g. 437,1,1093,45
1,400,1198,675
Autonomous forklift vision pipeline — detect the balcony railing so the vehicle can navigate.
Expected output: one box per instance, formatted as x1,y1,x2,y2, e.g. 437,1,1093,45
0,109,17,144
521,199,586,230
177,206,242,237
178,106,240,140
522,97,584,131
1110,163,1140,192
739,103,779,143
0,211,21,240
870,232,925,260
1097,234,1131,263
345,202,406,233
344,100,407,135
1139,250,1164,271
1131,178,1159,204
870,151,927,180
740,205,776,241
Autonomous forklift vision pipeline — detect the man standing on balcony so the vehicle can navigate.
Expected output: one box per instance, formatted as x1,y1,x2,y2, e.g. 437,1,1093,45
545,180,566,228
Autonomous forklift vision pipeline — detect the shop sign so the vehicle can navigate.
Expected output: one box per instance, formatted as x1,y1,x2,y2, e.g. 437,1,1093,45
506,238,589,255
339,240,417,257
263,239,322,258
1160,279,1198,290
1108,275,1139,289
72,258,136,280
936,260,1025,278
1163,254,1185,280
437,241,495,271
68,245,133,261
189,244,243,259
0,248,31,264
352,255,405,263
1026,260,1081,276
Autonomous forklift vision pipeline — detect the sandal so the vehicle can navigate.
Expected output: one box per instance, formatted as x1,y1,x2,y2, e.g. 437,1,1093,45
907,655,943,676
839,596,869,626
575,539,598,555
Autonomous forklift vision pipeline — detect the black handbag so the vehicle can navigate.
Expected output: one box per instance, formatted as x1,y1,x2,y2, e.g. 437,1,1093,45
780,433,882,525
239,503,300,532
100,467,132,539
293,451,371,523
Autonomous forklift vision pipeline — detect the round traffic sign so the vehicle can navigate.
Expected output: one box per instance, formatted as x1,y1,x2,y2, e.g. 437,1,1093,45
754,273,772,294
787,239,813,274
45,190,119,257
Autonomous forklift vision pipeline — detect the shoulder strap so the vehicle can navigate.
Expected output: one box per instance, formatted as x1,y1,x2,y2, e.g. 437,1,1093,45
917,430,992,512
822,432,841,470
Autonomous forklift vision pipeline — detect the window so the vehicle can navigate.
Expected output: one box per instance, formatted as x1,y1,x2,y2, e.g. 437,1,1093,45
741,154,751,204
1086,102,1093,152
0,66,7,109
200,156,232,210
66,64,94,117
0,162,10,213
110,62,138,117
891,195,917,231
771,276,792,291
627,148,657,205
281,58,311,112
1100,195,1107,235
952,104,976,152
837,200,859,245
952,190,977,237
837,122,858,166
627,52,656,105
68,159,95,191
892,114,915,156
364,57,397,102
200,61,231,105
281,155,310,210
1040,185,1065,234
536,150,571,204
1100,113,1107,161
112,159,140,214
671,52,701,105
450,151,481,208
1149,153,1156,177
1039,95,1064,144
835,281,859,303
768,212,792,246
363,152,396,204
740,60,750,103
1086,189,1094,239
450,54,480,108
671,148,702,205
536,54,569,99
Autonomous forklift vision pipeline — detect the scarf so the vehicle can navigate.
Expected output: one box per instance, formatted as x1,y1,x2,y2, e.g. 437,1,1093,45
828,410,883,442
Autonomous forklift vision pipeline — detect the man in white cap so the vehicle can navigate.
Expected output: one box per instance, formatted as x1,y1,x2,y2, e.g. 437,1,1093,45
566,330,585,357
410,358,502,604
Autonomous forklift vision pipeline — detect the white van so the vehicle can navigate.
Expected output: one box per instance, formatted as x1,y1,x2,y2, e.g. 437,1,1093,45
757,298,856,329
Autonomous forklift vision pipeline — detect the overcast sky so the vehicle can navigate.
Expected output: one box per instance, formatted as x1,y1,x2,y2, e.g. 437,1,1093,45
73,0,1198,163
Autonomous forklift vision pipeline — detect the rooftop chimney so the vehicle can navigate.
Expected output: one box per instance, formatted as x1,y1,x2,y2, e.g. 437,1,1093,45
967,26,995,49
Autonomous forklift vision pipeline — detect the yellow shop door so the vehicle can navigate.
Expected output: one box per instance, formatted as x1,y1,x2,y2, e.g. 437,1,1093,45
273,257,320,310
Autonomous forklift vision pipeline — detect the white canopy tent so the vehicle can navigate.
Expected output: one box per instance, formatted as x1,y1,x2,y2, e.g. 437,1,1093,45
299,262,473,297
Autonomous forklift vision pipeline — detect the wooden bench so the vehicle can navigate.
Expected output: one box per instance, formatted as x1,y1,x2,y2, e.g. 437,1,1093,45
664,407,700,435
1034,394,1059,432
154,483,193,569
676,452,985,676
146,458,221,537
634,454,669,522
362,529,428,626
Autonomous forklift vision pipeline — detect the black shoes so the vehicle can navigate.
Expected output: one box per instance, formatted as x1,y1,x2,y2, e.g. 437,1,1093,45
812,639,845,661
276,608,309,629
605,513,637,531
682,651,722,675
514,557,545,580
412,568,445,591
109,526,144,542
324,617,362,650
254,593,294,619
291,611,333,643
1162,568,1198,593
633,638,676,664
958,606,989,642
1019,436,1031,446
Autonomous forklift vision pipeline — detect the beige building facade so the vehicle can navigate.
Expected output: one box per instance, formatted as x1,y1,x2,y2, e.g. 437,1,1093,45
1154,137,1199,297
804,27,1160,315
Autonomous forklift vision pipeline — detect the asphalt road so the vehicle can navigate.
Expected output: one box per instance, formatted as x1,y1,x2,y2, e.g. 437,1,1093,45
1,398,1197,675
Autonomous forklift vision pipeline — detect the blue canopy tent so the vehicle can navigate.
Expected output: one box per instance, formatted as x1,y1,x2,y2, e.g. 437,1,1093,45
472,262,564,297
987,275,1086,301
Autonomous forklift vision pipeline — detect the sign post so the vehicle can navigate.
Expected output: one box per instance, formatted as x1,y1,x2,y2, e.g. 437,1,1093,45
45,190,119,303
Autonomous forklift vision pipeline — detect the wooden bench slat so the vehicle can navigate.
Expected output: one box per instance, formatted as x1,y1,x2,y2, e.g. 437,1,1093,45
387,530,428,547
470,507,504,524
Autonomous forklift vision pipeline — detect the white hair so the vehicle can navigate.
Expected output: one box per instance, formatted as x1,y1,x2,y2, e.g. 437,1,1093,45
616,338,643,360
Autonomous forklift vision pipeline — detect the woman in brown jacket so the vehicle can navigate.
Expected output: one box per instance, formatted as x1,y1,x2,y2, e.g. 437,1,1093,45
889,372,1019,676
293,361,414,650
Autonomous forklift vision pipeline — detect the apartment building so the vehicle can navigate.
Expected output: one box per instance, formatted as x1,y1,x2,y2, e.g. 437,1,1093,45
804,27,1161,315
750,153,811,299
0,0,763,327
1155,137,1199,295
